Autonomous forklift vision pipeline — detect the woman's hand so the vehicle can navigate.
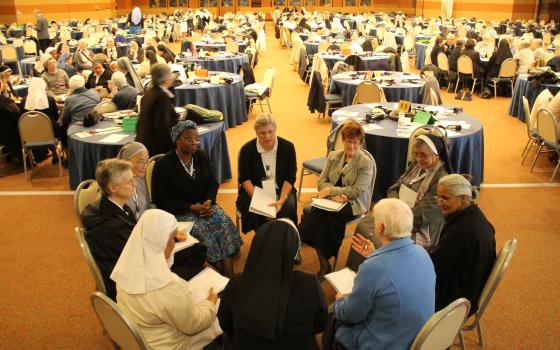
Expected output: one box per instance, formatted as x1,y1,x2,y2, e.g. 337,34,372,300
206,287,218,305
175,230,187,242
335,292,348,300
331,194,348,203
268,197,286,213
317,187,331,199
351,234,374,257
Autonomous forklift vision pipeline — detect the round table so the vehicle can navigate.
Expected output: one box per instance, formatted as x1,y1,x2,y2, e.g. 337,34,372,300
330,71,425,107
332,103,484,199
67,120,232,189
304,40,326,55
174,72,247,129
318,52,392,71
509,74,560,122
190,41,248,53
178,53,249,73
415,42,429,69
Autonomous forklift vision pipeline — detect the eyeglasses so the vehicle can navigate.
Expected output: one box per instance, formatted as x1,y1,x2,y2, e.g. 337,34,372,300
344,140,361,147
434,194,453,202
412,152,434,160
180,136,201,144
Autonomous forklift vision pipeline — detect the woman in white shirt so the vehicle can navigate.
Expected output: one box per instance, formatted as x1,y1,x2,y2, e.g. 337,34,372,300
111,209,222,350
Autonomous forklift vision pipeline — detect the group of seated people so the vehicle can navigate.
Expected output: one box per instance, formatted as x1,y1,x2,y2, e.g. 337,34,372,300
77,102,496,348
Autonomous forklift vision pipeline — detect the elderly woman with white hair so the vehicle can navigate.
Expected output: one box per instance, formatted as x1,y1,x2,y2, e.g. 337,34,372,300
102,36,119,61
429,173,496,315
74,39,94,72
41,57,69,96
60,74,100,146
236,113,298,234
136,63,178,155
110,71,138,110
117,142,152,218
513,40,535,74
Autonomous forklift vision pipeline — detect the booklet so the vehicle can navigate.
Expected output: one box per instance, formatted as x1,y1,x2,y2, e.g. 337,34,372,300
324,267,356,294
173,222,198,253
188,267,230,303
311,198,347,212
249,186,277,219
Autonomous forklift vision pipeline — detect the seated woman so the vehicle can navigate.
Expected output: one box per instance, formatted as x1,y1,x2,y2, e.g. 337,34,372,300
151,121,243,277
116,57,143,93
41,58,69,96
218,219,328,349
82,159,207,300
299,120,374,278
127,40,144,64
109,71,138,110
157,43,174,63
85,59,112,91
485,39,513,85
137,48,161,79
102,37,119,62
236,113,297,234
60,75,100,147
111,209,222,349
352,134,452,251
430,174,496,314
116,142,153,219
57,52,77,78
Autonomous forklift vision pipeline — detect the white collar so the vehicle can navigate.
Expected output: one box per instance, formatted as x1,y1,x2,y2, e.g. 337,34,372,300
256,137,278,154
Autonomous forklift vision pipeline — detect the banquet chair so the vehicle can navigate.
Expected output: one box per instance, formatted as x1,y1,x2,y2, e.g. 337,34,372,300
1,46,22,76
76,227,107,295
429,89,440,106
352,81,383,105
521,97,540,164
332,150,376,271
529,109,560,181
23,40,37,57
74,179,100,228
226,41,239,53
90,292,149,350
436,52,450,88
317,41,330,53
460,239,518,349
488,58,517,98
145,154,164,201
93,101,118,114
297,121,348,201
245,67,275,113
410,298,471,350
309,71,342,119
18,111,63,179
455,55,482,94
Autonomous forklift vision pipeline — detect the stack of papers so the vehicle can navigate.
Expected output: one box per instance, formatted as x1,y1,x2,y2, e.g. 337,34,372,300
188,267,230,303
249,186,277,219
174,222,199,253
324,268,356,294
99,134,129,144
311,198,347,212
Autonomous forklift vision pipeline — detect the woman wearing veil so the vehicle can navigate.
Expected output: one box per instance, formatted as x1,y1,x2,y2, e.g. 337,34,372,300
127,7,144,35
116,57,143,94
217,219,328,349
111,209,222,350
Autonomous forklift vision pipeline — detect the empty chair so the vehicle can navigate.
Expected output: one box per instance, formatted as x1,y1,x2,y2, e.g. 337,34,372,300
90,292,149,350
352,81,383,104
461,239,518,348
18,111,63,179
455,55,482,94
76,227,106,295
245,66,275,113
410,298,471,350
530,109,560,181
488,58,517,98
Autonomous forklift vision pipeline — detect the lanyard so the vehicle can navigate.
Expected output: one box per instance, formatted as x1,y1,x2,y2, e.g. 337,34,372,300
181,158,195,177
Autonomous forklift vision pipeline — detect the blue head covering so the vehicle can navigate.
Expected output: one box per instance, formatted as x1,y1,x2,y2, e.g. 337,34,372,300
170,120,197,143
57,52,71,68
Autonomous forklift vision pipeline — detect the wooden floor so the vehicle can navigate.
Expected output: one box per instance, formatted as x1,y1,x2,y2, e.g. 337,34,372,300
0,24,559,349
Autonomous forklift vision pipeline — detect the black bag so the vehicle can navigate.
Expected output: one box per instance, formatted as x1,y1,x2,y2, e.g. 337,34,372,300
83,110,101,127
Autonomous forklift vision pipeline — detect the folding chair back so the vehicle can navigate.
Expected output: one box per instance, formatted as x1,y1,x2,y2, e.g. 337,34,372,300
76,228,106,295
536,109,558,144
352,81,382,104
74,179,100,227
23,40,37,56
226,41,239,53
1,46,18,60
146,154,164,201
498,58,517,78
90,292,149,350
410,298,471,350
317,41,330,53
437,52,449,71
93,101,118,114
19,111,56,146
457,55,474,76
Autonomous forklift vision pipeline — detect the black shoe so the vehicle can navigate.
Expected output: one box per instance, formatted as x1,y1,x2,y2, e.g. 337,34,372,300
454,91,463,100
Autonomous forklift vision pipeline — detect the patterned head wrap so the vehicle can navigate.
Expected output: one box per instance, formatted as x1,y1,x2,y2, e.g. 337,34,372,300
170,120,197,143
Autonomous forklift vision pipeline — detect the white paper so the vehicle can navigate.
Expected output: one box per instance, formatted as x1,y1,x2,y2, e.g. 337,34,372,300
178,221,194,234
311,198,347,212
98,133,129,144
249,186,277,219
324,267,356,294
174,220,198,253
74,132,92,138
188,267,230,303
362,123,383,131
396,129,412,138
336,111,360,117
261,179,276,196
399,184,418,208
445,130,460,137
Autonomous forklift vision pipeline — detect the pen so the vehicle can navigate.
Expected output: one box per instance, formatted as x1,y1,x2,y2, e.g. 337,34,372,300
364,243,368,251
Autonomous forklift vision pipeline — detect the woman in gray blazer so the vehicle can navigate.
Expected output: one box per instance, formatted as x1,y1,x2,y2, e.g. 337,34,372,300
299,120,374,278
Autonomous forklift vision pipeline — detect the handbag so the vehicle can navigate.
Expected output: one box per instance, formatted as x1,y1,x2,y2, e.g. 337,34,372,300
83,110,101,127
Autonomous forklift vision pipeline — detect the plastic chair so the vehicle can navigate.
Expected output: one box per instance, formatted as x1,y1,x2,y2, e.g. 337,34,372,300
76,227,107,295
455,55,482,94
521,96,540,164
74,179,101,228
410,298,471,350
23,40,37,57
145,154,164,201
352,81,383,105
90,292,149,350
436,52,450,87
18,111,63,179
297,122,347,201
488,58,517,98
246,67,275,113
460,239,518,348
529,109,560,181
93,101,118,114
1,46,22,76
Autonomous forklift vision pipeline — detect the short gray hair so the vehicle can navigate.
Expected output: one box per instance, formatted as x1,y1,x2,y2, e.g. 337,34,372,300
111,71,127,88
68,74,85,91
95,159,132,197
373,198,413,240
456,38,465,48
254,112,277,131
150,63,172,86
531,38,543,47
438,174,479,200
